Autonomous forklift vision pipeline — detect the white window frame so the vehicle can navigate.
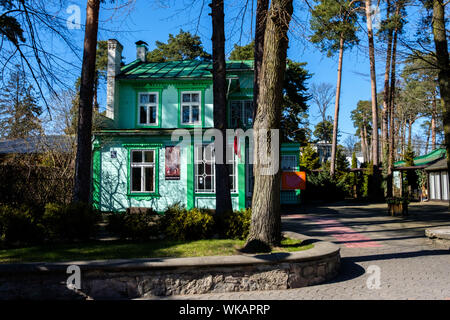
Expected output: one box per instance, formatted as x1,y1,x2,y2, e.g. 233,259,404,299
138,92,159,126
194,144,237,193
181,91,202,125
229,100,253,127
226,144,238,193
130,149,156,193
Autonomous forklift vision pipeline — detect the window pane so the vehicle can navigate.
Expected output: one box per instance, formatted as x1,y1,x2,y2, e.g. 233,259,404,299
195,146,202,162
148,94,156,103
132,151,142,163
231,101,241,126
182,106,190,123
228,164,235,191
229,175,235,191
191,93,199,102
191,105,199,122
182,93,191,102
204,145,214,161
149,106,157,123
226,145,234,164
205,163,212,175
197,163,204,175
144,150,154,163
144,167,154,192
198,175,205,190
131,167,142,191
140,94,149,104
245,101,253,126
205,176,212,191
139,106,147,124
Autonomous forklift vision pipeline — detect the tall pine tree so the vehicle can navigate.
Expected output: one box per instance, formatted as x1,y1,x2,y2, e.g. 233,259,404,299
0,65,42,139
309,0,359,177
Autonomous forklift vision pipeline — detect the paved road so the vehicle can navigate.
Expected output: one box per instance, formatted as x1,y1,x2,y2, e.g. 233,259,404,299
149,201,450,300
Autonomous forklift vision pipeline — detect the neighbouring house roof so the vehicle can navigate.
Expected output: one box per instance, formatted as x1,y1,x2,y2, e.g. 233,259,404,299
425,158,448,171
0,135,74,154
394,148,446,167
118,59,254,80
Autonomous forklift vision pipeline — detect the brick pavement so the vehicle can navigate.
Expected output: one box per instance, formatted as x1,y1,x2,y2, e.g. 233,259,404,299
145,201,450,300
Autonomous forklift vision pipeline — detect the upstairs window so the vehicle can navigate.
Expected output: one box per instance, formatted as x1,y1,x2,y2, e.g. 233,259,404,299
138,93,158,125
230,100,253,128
130,150,156,193
181,92,201,125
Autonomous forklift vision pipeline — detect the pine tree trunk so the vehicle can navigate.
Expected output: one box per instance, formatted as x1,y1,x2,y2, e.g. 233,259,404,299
401,119,406,154
253,0,269,119
245,0,293,250
365,0,379,167
408,119,413,147
330,35,344,177
432,94,437,150
383,0,393,171
93,73,99,110
363,125,370,163
388,25,398,187
73,0,100,203
211,0,233,217
432,0,450,207
360,126,367,163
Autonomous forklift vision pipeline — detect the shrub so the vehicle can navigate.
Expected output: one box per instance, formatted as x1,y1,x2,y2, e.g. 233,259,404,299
303,169,347,202
161,204,215,240
0,205,44,246
221,208,251,240
106,208,161,240
386,196,411,205
42,202,99,241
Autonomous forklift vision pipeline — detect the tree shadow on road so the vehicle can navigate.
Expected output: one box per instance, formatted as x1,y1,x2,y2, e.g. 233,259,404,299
348,249,450,264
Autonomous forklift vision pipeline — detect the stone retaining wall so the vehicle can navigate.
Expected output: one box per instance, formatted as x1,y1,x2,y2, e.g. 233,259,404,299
0,233,340,300
425,227,450,250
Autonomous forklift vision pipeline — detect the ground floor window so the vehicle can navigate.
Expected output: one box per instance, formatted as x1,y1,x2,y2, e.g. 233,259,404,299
194,144,236,193
130,149,156,193
281,154,298,171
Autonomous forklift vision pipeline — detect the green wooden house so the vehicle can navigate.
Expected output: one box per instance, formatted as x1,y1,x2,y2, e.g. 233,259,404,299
91,39,302,213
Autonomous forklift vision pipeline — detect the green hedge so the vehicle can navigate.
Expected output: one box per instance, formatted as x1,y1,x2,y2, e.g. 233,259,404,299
220,208,251,240
161,204,215,241
0,205,44,246
107,208,161,240
42,202,100,241
0,202,99,246
106,205,252,242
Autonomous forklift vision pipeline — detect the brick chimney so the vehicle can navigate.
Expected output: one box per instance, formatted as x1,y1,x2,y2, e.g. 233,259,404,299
135,40,148,62
106,39,123,120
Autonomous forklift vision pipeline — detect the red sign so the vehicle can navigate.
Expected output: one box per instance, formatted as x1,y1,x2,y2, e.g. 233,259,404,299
282,171,306,190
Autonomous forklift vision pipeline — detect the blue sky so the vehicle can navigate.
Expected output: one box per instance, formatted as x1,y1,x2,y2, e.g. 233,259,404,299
55,0,420,144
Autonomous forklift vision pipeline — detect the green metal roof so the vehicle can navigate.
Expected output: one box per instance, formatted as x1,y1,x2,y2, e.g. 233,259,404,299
118,59,254,80
394,148,447,167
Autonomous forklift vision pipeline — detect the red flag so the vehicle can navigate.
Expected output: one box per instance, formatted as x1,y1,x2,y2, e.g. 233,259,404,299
234,133,241,159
